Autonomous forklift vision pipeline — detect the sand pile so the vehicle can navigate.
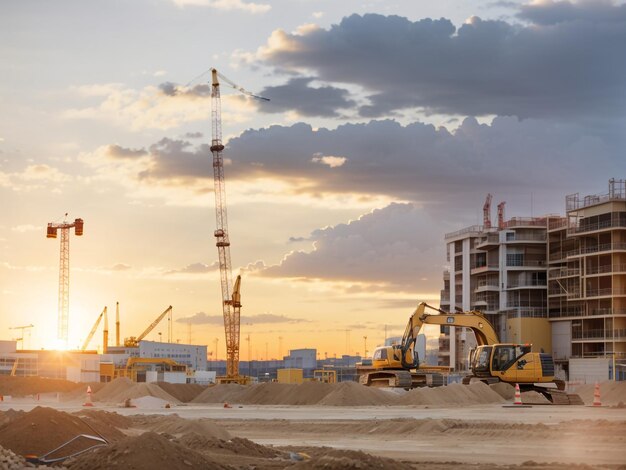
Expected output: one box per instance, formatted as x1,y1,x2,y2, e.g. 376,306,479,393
66,431,229,470
129,414,231,440
234,382,315,405
156,382,206,402
176,432,282,458
290,448,413,470
191,383,247,404
489,382,515,400
0,376,97,397
397,382,505,406
573,380,626,405
93,377,180,404
318,381,396,406
73,409,132,430
0,409,25,428
0,406,124,458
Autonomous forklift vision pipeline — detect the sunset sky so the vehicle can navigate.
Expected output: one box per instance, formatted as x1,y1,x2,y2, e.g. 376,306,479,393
1,0,625,358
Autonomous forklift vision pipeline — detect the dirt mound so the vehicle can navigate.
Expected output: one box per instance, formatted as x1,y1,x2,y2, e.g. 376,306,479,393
66,431,229,470
191,383,247,404
176,432,282,458
397,382,505,406
93,378,180,404
489,382,515,400
291,448,413,469
318,381,396,406
0,406,124,458
129,414,231,439
0,376,99,397
0,409,25,428
73,409,132,430
156,382,206,402
573,381,626,405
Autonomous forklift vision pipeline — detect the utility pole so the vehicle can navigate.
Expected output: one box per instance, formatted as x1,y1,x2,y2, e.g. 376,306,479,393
246,333,251,377
363,335,368,358
278,336,283,359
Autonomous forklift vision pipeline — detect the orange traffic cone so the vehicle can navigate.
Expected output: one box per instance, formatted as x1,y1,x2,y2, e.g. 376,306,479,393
83,385,94,407
593,382,602,407
514,383,523,405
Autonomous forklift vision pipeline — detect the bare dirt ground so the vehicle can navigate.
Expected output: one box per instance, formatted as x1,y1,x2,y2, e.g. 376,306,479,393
0,378,625,469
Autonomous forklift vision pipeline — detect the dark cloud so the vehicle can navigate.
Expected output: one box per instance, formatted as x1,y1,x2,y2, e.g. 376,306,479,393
259,8,626,119
256,77,356,117
119,116,623,215
106,144,147,159
158,82,211,98
184,132,204,139
259,203,446,292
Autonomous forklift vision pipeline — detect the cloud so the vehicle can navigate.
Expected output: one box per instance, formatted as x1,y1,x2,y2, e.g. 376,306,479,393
64,82,253,131
256,8,626,119
256,77,356,117
244,313,309,324
0,164,72,192
166,261,219,275
171,0,271,14
11,224,41,233
176,312,224,325
111,263,132,271
177,311,307,324
258,203,446,292
106,145,148,159
90,116,623,212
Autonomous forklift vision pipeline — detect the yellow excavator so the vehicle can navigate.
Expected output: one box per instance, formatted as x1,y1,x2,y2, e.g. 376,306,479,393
360,302,583,404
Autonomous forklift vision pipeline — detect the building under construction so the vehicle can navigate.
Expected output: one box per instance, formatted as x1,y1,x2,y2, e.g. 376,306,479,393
440,178,626,382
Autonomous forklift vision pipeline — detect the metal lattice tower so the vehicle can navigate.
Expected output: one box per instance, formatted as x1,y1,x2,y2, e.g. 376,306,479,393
210,68,241,379
47,214,83,346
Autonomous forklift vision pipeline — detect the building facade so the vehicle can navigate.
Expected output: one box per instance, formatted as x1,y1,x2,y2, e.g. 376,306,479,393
440,179,626,381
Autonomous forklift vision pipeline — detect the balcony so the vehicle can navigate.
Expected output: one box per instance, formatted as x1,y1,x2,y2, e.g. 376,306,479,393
471,264,499,275
585,263,626,276
505,307,548,319
505,233,547,243
572,328,626,341
548,267,580,279
568,218,626,235
585,287,626,298
445,225,484,240
507,280,547,289
440,290,450,302
566,242,626,258
502,217,547,229
477,234,500,249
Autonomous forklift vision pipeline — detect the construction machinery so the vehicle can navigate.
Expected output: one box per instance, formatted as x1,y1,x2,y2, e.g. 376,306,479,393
117,357,187,382
9,324,33,349
209,68,267,384
360,302,583,404
47,214,84,345
81,307,108,353
123,305,172,348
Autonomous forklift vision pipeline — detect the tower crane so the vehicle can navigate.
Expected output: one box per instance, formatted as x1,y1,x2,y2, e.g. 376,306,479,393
47,213,84,345
209,68,267,383
124,305,172,347
483,193,493,229
81,307,108,353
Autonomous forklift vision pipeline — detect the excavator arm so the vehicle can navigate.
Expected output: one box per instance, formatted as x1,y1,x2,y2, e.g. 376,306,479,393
398,302,500,368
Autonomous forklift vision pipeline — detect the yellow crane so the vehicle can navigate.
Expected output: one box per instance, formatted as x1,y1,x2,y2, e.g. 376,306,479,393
81,307,108,353
124,305,172,347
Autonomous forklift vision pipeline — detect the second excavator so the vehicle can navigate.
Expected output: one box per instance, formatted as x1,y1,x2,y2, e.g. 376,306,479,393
359,302,583,404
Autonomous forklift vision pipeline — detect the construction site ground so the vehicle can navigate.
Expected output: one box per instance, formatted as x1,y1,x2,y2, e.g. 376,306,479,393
0,378,625,469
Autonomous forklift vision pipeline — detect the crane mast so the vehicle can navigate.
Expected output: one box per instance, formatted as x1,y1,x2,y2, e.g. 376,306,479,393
210,68,242,380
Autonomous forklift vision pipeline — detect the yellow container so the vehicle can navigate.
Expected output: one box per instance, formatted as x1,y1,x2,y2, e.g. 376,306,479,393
277,368,303,384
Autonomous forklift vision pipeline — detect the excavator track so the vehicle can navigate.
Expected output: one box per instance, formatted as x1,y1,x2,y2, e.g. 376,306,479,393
359,370,413,389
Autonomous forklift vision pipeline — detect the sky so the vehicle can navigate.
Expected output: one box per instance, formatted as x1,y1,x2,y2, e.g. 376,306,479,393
1,0,625,359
